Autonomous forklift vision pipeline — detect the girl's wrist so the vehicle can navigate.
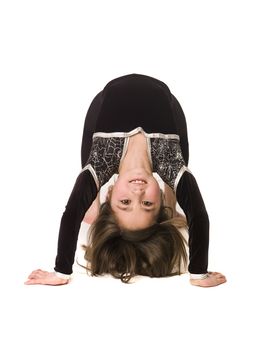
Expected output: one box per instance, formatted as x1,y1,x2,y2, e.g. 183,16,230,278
190,273,209,280
54,271,71,280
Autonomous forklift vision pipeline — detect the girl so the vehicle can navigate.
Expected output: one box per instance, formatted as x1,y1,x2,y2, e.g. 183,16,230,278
25,73,226,287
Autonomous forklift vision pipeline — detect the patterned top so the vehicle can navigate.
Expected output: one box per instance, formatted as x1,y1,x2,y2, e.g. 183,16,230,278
81,127,189,192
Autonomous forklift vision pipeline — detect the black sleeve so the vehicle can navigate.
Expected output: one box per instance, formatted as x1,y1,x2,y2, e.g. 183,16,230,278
54,170,98,274
176,171,209,274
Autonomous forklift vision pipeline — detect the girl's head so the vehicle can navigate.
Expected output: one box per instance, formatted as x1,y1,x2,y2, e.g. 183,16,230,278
83,197,188,283
109,169,162,230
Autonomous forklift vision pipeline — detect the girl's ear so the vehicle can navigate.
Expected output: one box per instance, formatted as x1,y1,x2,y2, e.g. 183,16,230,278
160,189,166,206
83,194,100,224
106,185,114,201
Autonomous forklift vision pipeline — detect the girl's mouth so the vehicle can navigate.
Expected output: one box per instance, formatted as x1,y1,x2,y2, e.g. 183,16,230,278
129,179,147,184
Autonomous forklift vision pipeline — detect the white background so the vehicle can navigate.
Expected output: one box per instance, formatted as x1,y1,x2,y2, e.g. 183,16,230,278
0,1,260,349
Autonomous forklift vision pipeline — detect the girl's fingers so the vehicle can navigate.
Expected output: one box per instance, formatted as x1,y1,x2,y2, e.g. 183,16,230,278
24,279,42,285
27,270,48,279
209,272,225,278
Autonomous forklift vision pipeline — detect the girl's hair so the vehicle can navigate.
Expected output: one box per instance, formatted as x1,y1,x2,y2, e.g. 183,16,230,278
82,201,188,283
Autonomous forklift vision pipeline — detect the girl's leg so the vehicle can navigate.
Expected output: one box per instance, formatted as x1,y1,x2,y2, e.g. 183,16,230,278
171,94,189,166
81,91,103,168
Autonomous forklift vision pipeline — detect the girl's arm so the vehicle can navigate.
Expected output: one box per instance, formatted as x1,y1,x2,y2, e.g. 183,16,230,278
176,172,226,287
152,139,226,287
175,171,209,275
25,170,98,285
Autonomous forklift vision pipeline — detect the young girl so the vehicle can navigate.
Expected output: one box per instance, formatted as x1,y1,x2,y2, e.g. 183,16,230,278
25,73,226,287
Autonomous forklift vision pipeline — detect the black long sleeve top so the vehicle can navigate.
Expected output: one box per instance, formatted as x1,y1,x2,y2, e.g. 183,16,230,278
54,73,209,276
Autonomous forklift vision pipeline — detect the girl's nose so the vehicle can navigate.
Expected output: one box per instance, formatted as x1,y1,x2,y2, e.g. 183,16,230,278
131,186,145,194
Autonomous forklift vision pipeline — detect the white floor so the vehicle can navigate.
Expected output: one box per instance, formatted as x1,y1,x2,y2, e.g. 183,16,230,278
1,2,261,348
1,219,260,350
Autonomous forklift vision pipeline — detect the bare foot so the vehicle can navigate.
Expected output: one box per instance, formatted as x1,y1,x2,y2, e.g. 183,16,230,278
190,272,227,287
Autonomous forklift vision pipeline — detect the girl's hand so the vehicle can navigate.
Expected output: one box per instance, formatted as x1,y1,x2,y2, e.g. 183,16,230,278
190,272,227,287
24,269,69,286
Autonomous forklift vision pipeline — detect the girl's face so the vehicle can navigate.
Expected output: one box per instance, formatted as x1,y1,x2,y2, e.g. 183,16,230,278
109,169,162,230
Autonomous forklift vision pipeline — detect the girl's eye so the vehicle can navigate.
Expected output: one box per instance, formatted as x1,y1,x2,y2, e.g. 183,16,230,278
120,199,130,205
142,201,153,207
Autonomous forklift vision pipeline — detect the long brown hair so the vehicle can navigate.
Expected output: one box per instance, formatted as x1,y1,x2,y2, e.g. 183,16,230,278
82,201,188,283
